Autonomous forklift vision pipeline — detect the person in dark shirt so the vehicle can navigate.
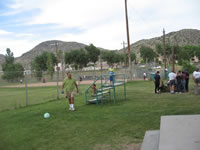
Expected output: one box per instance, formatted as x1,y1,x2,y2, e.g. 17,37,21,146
176,70,182,93
154,71,161,93
185,70,189,92
182,71,186,92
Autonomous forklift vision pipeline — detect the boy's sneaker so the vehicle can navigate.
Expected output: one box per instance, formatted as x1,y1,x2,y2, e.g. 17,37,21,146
71,107,76,111
69,107,72,111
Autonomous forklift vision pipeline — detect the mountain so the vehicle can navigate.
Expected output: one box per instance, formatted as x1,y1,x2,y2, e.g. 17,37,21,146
15,40,87,67
15,29,200,67
122,29,200,59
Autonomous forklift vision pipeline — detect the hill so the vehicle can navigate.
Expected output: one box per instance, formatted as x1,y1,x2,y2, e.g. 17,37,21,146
15,40,87,67
14,29,200,67
122,29,200,59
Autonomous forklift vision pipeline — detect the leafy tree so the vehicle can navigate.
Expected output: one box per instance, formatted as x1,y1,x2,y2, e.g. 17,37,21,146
140,46,156,63
31,52,56,80
85,44,100,70
74,49,89,69
4,48,14,64
182,60,196,74
120,52,136,66
2,48,24,82
101,51,134,66
101,51,117,65
156,43,163,56
184,45,200,60
64,49,89,70
65,51,73,65
47,53,56,79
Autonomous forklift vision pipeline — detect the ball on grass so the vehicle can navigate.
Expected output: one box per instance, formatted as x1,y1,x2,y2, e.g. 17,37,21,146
44,113,50,119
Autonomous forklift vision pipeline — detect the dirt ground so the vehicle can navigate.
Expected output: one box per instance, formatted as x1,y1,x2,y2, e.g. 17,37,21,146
1,80,96,88
93,143,141,150
2,78,144,88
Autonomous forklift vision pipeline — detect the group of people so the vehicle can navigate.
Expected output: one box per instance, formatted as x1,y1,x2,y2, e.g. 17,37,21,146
61,67,200,111
168,70,190,94
154,68,200,94
193,68,200,86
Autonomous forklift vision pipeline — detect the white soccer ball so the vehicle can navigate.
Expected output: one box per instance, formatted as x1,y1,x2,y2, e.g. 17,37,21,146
44,113,50,119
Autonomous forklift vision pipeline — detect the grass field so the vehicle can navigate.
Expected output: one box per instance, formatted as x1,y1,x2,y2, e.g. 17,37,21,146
0,81,200,150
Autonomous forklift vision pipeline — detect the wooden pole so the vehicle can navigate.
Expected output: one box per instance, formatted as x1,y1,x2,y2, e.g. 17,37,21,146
172,46,175,72
124,0,132,80
163,29,166,69
122,41,127,67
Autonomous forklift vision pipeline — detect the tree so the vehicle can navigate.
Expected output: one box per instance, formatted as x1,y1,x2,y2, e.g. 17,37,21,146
2,48,24,82
65,51,73,65
156,43,163,56
85,44,100,70
120,52,136,66
101,51,117,65
64,49,89,70
4,48,14,64
47,53,56,79
182,60,196,74
31,52,56,80
140,46,156,63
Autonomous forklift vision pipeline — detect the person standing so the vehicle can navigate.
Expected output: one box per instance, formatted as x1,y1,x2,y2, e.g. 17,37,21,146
108,65,115,84
154,71,160,93
185,70,190,92
176,70,182,93
168,70,176,94
143,72,147,80
181,71,187,92
193,68,200,86
62,72,79,111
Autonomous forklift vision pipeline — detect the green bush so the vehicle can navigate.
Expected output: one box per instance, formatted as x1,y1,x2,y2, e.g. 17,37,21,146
182,60,196,73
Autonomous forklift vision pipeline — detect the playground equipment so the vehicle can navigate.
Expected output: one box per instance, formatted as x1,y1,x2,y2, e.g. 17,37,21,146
84,74,126,104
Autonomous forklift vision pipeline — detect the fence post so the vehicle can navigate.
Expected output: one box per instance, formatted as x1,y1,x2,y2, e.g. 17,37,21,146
25,72,28,106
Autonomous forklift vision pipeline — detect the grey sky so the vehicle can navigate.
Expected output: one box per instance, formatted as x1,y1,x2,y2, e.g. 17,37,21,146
0,0,199,57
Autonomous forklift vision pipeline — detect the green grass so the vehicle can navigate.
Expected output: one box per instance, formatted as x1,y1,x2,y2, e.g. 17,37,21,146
0,81,200,150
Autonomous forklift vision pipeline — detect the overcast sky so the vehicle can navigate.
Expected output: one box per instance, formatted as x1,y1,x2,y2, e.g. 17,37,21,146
0,0,199,57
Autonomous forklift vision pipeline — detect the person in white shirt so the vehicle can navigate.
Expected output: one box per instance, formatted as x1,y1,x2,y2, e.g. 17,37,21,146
168,71,176,94
143,72,147,80
193,69,200,86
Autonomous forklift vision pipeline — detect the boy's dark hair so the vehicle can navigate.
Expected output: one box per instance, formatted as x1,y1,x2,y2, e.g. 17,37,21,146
157,71,159,74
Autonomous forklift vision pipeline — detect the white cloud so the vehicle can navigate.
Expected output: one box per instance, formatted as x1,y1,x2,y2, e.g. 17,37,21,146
0,0,200,57
0,38,39,57
0,29,12,35
15,33,33,37
54,20,126,50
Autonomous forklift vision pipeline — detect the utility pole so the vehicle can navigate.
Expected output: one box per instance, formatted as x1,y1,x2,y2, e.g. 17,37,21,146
50,41,60,100
124,0,132,80
122,41,127,67
163,29,166,69
172,46,175,72
55,41,60,100
163,29,167,79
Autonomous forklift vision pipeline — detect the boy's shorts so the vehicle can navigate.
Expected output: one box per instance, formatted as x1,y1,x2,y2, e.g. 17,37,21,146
109,76,113,81
195,78,200,84
66,92,74,99
170,80,175,86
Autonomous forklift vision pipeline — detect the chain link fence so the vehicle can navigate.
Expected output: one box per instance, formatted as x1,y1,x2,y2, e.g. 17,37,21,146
0,65,166,111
